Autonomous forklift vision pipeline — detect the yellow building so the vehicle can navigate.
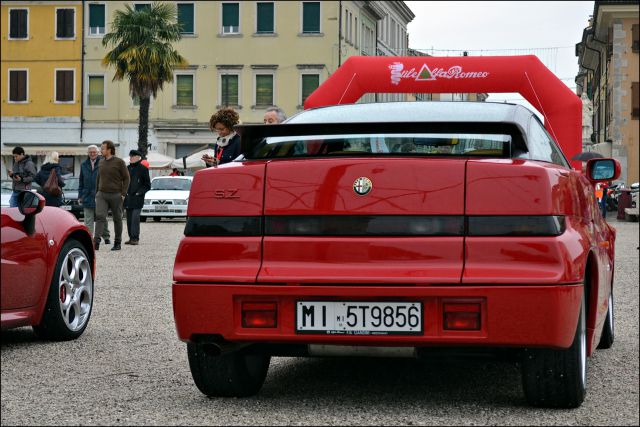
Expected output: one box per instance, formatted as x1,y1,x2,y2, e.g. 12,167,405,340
576,0,639,184
83,1,414,160
1,1,84,176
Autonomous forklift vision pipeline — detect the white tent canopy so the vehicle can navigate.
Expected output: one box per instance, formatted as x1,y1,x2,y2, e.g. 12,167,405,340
124,151,175,169
171,148,215,170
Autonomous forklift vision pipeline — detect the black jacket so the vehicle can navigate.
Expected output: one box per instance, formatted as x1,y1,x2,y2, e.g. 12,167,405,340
35,163,66,207
124,161,151,209
212,134,242,166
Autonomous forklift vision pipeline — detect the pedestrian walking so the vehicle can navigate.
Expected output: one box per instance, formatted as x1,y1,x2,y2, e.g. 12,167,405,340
124,150,151,245
7,146,37,207
93,140,130,251
202,108,241,167
263,106,287,124
78,145,111,244
34,151,65,207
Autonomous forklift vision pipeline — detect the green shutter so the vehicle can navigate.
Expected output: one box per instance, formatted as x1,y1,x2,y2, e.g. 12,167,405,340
176,75,193,106
221,75,238,106
88,76,104,106
255,75,273,106
222,3,239,27
302,2,320,33
302,74,319,103
257,2,274,33
178,3,194,34
89,4,105,29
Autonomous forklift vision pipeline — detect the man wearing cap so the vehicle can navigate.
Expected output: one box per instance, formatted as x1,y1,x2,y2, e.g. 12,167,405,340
124,150,151,245
94,140,130,251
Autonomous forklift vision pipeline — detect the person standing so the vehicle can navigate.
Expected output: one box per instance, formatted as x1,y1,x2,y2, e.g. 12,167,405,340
94,140,130,251
34,151,65,207
78,145,111,244
124,150,151,245
202,108,242,167
7,146,37,207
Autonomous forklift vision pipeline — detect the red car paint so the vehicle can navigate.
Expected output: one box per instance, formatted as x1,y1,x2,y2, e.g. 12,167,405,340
1,206,95,330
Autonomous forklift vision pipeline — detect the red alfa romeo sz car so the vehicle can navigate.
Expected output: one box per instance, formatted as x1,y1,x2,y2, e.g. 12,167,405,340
1,191,95,340
172,101,619,408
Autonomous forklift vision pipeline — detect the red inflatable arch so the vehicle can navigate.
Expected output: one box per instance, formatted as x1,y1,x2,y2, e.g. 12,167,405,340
304,56,582,169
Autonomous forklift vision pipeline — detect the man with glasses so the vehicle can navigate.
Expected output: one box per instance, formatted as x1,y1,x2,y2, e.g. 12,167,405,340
7,146,36,207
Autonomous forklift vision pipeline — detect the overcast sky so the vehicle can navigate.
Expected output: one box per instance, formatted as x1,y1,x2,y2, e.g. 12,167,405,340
405,1,595,110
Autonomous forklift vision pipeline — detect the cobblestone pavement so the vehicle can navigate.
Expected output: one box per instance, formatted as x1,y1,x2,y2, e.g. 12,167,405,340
1,217,638,426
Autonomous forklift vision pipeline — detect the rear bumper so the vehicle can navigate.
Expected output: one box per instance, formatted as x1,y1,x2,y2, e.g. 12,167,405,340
172,283,583,349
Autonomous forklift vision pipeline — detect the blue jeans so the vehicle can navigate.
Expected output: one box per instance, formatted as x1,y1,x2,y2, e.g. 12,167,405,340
9,191,20,207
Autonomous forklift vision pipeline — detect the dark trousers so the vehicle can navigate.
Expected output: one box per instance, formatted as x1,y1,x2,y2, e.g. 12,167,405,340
95,191,123,244
126,208,141,241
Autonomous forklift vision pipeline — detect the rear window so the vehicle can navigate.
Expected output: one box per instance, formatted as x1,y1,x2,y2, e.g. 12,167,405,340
250,133,512,159
151,178,192,191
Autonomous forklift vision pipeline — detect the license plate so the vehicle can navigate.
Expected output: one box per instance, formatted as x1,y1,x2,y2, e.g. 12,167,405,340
296,301,422,335
155,205,169,212
62,205,72,210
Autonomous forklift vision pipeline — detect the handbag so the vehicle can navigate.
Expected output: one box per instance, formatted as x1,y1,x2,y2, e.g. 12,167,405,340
43,168,62,197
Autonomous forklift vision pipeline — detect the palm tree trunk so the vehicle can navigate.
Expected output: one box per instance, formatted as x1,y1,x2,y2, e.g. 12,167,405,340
138,96,151,156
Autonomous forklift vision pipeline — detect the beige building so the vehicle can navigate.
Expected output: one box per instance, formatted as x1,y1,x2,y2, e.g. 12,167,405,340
83,1,415,160
576,0,639,184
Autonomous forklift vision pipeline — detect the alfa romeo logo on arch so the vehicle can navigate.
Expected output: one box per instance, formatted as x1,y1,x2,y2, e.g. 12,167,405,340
389,62,490,86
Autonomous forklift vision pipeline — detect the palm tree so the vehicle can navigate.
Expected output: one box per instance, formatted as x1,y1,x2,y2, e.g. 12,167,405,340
102,2,187,156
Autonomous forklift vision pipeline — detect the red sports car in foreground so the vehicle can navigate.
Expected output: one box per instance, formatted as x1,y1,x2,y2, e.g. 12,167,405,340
1,191,95,340
172,101,619,408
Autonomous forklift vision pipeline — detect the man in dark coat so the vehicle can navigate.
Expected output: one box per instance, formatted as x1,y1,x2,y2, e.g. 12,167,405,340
124,150,151,245
8,146,37,207
78,145,110,244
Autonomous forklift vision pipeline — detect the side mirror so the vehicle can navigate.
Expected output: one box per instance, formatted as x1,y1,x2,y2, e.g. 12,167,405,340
17,190,45,216
586,158,620,183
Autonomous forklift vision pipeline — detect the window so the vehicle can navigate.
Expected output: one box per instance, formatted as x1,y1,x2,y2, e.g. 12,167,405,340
633,24,639,54
88,3,105,36
222,3,239,34
632,82,639,120
177,3,194,34
176,74,194,106
301,74,319,104
56,8,75,39
9,70,28,103
59,156,74,176
132,94,154,108
134,4,150,12
354,17,358,48
256,2,274,33
221,74,239,106
9,9,28,39
302,2,320,33
55,70,75,102
87,75,105,106
523,117,568,167
255,74,273,106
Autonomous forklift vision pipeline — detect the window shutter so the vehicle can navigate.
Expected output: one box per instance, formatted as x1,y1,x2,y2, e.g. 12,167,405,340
66,10,74,37
221,75,239,106
301,74,319,103
9,72,18,101
56,9,65,37
178,4,194,34
222,3,239,27
88,76,104,106
56,9,74,38
17,71,27,101
632,82,639,120
257,2,274,33
10,9,27,38
633,24,639,53
255,74,273,106
56,70,73,101
303,2,320,33
176,75,193,106
89,4,105,31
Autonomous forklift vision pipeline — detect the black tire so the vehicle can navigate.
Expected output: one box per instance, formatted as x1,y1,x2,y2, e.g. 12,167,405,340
187,343,270,397
153,217,161,222
140,216,147,223
597,291,614,349
521,292,587,408
33,239,93,341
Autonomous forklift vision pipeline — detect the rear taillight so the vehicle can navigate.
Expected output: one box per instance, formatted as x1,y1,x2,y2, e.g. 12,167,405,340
467,215,565,236
443,303,481,331
241,302,277,328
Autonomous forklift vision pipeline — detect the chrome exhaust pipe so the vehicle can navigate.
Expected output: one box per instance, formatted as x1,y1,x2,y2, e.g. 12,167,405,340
308,344,417,358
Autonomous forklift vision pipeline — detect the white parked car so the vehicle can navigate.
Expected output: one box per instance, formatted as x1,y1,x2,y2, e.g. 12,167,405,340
141,176,193,222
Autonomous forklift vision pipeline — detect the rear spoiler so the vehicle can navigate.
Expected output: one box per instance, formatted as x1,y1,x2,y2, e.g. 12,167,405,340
234,121,528,159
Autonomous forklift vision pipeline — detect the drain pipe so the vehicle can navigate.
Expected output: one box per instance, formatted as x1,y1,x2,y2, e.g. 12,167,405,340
338,1,342,67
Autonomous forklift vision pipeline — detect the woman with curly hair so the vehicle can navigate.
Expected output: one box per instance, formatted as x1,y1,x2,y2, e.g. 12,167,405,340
202,108,242,167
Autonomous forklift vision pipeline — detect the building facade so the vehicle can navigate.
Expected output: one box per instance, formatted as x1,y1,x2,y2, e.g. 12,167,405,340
1,0,84,176
576,0,639,184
